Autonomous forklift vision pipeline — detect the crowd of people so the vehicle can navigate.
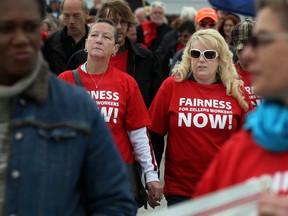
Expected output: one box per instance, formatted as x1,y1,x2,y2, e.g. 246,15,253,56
1,0,288,215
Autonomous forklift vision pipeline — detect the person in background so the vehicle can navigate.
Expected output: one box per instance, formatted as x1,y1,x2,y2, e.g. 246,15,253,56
46,0,62,19
89,0,102,16
59,18,163,209
156,6,197,79
180,6,198,22
136,1,172,52
57,13,65,30
231,19,262,108
160,20,196,79
194,8,219,31
41,14,58,42
42,14,58,34
148,28,253,206
215,9,229,27
65,0,163,108
176,21,196,54
170,8,219,74
42,0,89,75
193,3,288,216
127,25,138,42
0,0,137,215
125,0,150,13
127,25,148,49
218,14,240,46
134,7,148,24
169,6,197,30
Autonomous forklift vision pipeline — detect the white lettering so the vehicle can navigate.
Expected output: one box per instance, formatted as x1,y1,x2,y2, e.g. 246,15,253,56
100,107,114,122
178,98,232,109
193,113,208,128
209,114,227,129
178,112,192,127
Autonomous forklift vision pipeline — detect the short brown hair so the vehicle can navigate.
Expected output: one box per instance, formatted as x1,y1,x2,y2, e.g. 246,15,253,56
95,0,138,26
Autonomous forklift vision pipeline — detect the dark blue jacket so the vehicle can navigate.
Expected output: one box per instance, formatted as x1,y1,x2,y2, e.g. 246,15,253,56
4,64,137,216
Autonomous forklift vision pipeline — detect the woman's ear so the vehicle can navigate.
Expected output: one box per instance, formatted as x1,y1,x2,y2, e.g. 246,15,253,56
113,44,120,55
84,39,88,52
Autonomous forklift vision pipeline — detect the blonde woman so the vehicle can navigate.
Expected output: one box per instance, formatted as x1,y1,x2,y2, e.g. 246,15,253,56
148,28,253,206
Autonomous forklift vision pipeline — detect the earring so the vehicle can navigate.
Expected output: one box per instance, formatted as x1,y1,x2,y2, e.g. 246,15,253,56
217,66,220,73
84,48,88,52
112,53,116,57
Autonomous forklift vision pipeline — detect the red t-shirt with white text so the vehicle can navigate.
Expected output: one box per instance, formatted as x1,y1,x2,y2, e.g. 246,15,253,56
235,63,262,107
194,130,288,197
59,65,151,164
148,77,253,197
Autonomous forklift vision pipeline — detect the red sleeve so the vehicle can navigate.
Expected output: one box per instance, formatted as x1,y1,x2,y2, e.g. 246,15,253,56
241,85,254,112
125,77,151,131
237,85,254,130
148,78,174,135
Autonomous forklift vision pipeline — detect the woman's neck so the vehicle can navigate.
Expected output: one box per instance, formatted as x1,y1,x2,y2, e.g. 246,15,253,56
191,74,219,84
86,58,109,74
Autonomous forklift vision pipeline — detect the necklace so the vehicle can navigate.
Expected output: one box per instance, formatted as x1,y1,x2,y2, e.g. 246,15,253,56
88,72,106,89
85,63,106,89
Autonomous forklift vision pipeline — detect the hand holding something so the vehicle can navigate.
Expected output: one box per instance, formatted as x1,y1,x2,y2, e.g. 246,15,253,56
147,181,163,208
258,193,288,216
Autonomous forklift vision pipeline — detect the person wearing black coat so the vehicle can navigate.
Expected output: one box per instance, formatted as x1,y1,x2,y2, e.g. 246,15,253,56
42,0,89,75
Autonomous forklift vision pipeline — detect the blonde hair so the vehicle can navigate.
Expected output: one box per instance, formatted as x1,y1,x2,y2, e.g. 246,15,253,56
172,29,249,111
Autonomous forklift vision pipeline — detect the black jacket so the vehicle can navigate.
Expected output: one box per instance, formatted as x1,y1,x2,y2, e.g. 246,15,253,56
155,29,178,79
65,37,163,108
42,26,88,75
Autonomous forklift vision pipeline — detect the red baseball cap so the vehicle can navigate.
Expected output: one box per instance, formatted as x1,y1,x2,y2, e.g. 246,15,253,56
195,8,218,23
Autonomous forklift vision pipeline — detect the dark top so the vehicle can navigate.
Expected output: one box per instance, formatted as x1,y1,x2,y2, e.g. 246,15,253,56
42,25,89,75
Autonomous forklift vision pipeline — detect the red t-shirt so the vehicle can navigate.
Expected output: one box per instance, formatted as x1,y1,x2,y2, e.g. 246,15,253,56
109,49,128,73
194,130,288,197
59,65,151,163
235,63,262,107
148,77,253,197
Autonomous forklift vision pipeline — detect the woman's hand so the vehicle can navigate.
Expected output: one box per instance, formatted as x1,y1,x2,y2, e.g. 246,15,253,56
147,181,163,208
258,193,288,216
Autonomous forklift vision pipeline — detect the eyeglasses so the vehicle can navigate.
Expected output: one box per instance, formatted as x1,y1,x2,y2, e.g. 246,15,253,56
246,33,288,48
111,19,129,27
190,49,219,60
198,21,216,28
